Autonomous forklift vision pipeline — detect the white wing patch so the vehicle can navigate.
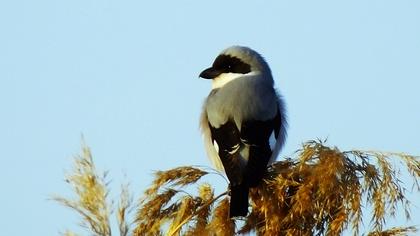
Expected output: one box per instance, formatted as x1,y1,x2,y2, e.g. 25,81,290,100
213,140,219,153
213,140,240,155
269,131,277,151
228,144,240,154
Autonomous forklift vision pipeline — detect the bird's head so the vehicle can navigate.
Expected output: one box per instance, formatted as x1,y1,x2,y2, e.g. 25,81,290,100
199,46,273,89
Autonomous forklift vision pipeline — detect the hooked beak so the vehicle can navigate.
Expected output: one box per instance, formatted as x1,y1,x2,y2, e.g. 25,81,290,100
199,67,223,79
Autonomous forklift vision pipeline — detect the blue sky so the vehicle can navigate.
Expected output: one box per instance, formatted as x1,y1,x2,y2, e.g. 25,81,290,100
1,0,419,235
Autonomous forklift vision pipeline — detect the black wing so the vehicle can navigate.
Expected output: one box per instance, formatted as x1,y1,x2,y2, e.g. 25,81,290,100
208,120,249,217
241,108,282,187
208,107,282,186
208,121,243,185
208,107,282,217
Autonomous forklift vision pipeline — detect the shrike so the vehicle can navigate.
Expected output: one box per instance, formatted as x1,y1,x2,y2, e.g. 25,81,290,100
199,46,287,217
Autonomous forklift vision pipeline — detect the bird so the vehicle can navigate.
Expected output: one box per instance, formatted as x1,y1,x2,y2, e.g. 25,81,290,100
199,46,287,218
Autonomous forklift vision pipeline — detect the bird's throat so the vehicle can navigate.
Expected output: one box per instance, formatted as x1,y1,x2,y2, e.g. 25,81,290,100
211,73,242,89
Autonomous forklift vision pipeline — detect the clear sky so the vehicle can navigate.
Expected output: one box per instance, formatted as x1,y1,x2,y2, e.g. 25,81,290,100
1,0,419,235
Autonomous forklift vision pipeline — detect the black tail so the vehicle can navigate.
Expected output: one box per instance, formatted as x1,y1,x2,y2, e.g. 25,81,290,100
229,183,249,217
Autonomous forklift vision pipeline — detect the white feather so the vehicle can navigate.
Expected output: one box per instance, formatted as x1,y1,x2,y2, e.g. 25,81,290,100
211,72,243,89
228,144,240,154
269,131,277,151
213,140,219,153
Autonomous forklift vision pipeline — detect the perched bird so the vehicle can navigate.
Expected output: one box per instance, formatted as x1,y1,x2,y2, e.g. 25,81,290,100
199,46,287,217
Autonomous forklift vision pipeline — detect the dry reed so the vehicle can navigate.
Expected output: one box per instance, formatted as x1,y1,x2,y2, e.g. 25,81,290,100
56,140,419,236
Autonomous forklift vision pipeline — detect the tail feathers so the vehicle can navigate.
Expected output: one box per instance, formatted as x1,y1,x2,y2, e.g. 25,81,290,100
229,183,249,217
